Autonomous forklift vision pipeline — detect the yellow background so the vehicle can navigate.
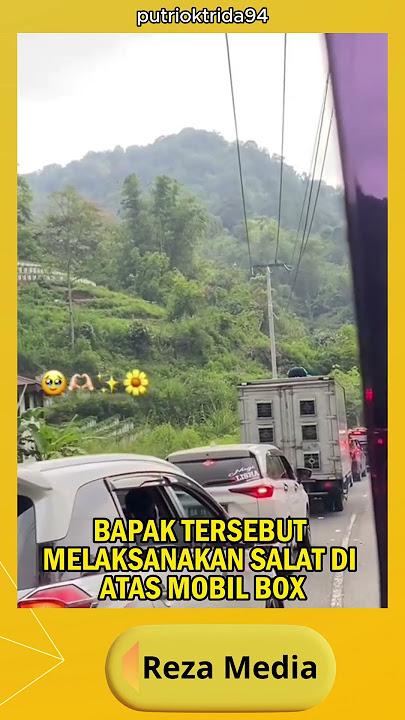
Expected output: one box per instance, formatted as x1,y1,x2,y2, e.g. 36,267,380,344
3,8,398,718
106,625,336,711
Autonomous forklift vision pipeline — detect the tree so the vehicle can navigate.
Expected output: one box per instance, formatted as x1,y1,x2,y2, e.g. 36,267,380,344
18,160,358,449
23,128,345,235
127,249,172,303
42,187,104,349
121,173,141,218
116,174,157,287
18,175,33,225
332,366,363,427
18,175,39,260
120,174,154,253
166,273,205,320
150,175,207,273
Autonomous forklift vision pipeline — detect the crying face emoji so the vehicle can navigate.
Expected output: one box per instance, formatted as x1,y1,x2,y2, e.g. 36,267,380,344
41,370,67,396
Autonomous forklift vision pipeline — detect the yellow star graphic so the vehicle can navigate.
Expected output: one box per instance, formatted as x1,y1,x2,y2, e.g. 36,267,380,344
106,376,118,393
97,373,103,382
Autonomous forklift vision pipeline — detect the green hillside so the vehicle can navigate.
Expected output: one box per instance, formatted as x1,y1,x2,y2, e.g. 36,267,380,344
23,128,345,234
18,164,362,459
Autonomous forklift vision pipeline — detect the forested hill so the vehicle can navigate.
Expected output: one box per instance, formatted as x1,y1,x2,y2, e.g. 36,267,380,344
24,128,344,233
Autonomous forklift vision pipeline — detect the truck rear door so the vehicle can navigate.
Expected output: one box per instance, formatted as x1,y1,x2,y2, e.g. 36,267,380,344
274,385,299,469
291,382,337,480
239,388,277,447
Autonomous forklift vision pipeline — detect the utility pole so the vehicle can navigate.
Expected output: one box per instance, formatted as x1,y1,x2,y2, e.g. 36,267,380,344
266,265,278,379
253,261,292,380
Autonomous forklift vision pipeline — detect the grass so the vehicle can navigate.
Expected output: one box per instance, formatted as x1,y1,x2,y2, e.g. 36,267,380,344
74,284,164,318
83,421,241,460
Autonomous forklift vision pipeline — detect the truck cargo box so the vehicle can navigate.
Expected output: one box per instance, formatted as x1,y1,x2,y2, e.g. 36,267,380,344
237,376,352,500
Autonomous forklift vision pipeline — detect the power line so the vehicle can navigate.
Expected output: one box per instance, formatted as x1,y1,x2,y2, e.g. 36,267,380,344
299,109,334,259
291,72,330,266
225,33,253,276
275,33,287,264
293,73,330,275
287,77,330,306
288,107,334,307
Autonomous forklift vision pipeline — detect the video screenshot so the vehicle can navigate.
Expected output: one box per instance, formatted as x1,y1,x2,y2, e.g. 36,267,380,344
10,26,389,718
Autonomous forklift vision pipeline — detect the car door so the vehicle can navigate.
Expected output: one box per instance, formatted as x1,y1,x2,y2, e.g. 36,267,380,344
18,479,159,609
105,473,220,608
107,474,186,608
107,473,264,609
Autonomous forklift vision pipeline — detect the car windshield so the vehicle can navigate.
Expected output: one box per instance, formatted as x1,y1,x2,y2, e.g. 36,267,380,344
173,456,262,487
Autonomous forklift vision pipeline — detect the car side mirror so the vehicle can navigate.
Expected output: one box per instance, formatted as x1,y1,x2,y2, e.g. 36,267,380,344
297,467,312,482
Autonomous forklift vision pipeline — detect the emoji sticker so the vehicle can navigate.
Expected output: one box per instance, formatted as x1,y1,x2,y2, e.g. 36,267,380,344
68,373,95,392
124,370,149,396
41,370,67,396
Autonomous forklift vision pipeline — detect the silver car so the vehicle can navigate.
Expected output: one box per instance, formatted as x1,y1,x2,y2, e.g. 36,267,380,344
18,454,283,608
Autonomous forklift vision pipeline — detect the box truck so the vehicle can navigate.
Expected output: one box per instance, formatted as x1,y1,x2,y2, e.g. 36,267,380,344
237,375,352,512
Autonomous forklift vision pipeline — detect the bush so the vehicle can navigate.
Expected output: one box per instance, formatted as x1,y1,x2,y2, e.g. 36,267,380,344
128,322,153,354
170,318,215,364
77,322,96,345
134,424,203,458
204,407,238,440
332,366,363,427
166,274,205,320
45,392,145,424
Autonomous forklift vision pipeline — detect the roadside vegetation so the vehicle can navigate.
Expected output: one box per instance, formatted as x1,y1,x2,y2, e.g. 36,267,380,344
18,131,362,461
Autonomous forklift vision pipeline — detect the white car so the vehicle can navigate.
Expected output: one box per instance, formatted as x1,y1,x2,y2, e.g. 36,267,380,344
18,454,283,609
167,444,311,549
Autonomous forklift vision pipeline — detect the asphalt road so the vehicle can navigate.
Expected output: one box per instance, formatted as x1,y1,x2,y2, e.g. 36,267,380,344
284,475,380,608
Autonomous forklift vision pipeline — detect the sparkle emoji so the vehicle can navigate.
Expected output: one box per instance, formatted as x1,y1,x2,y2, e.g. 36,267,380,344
41,370,67,397
124,369,149,397
106,376,119,393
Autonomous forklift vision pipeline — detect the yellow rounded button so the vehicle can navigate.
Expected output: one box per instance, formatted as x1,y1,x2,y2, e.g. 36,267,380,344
106,625,336,712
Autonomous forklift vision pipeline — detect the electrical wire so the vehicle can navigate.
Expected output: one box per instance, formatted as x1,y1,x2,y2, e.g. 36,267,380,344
291,72,330,266
299,109,334,260
287,107,334,307
225,33,253,276
293,73,330,277
274,33,287,264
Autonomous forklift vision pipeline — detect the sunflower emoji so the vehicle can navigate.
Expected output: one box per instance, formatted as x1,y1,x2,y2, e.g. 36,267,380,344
124,369,149,397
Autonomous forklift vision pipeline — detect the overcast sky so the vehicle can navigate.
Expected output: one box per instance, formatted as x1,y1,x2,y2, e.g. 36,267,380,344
17,33,342,186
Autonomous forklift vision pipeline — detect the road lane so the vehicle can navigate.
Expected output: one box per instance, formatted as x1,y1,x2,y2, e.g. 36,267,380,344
284,476,380,608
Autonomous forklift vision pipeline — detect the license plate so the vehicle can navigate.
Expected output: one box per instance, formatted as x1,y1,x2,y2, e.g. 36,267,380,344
188,506,212,518
187,504,228,518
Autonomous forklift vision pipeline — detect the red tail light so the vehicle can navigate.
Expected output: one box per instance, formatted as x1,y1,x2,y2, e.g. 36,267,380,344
365,388,374,402
229,485,274,499
18,585,96,609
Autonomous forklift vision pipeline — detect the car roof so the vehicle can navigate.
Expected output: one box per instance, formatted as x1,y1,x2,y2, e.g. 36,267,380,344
17,454,189,542
167,443,279,462
18,453,184,488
